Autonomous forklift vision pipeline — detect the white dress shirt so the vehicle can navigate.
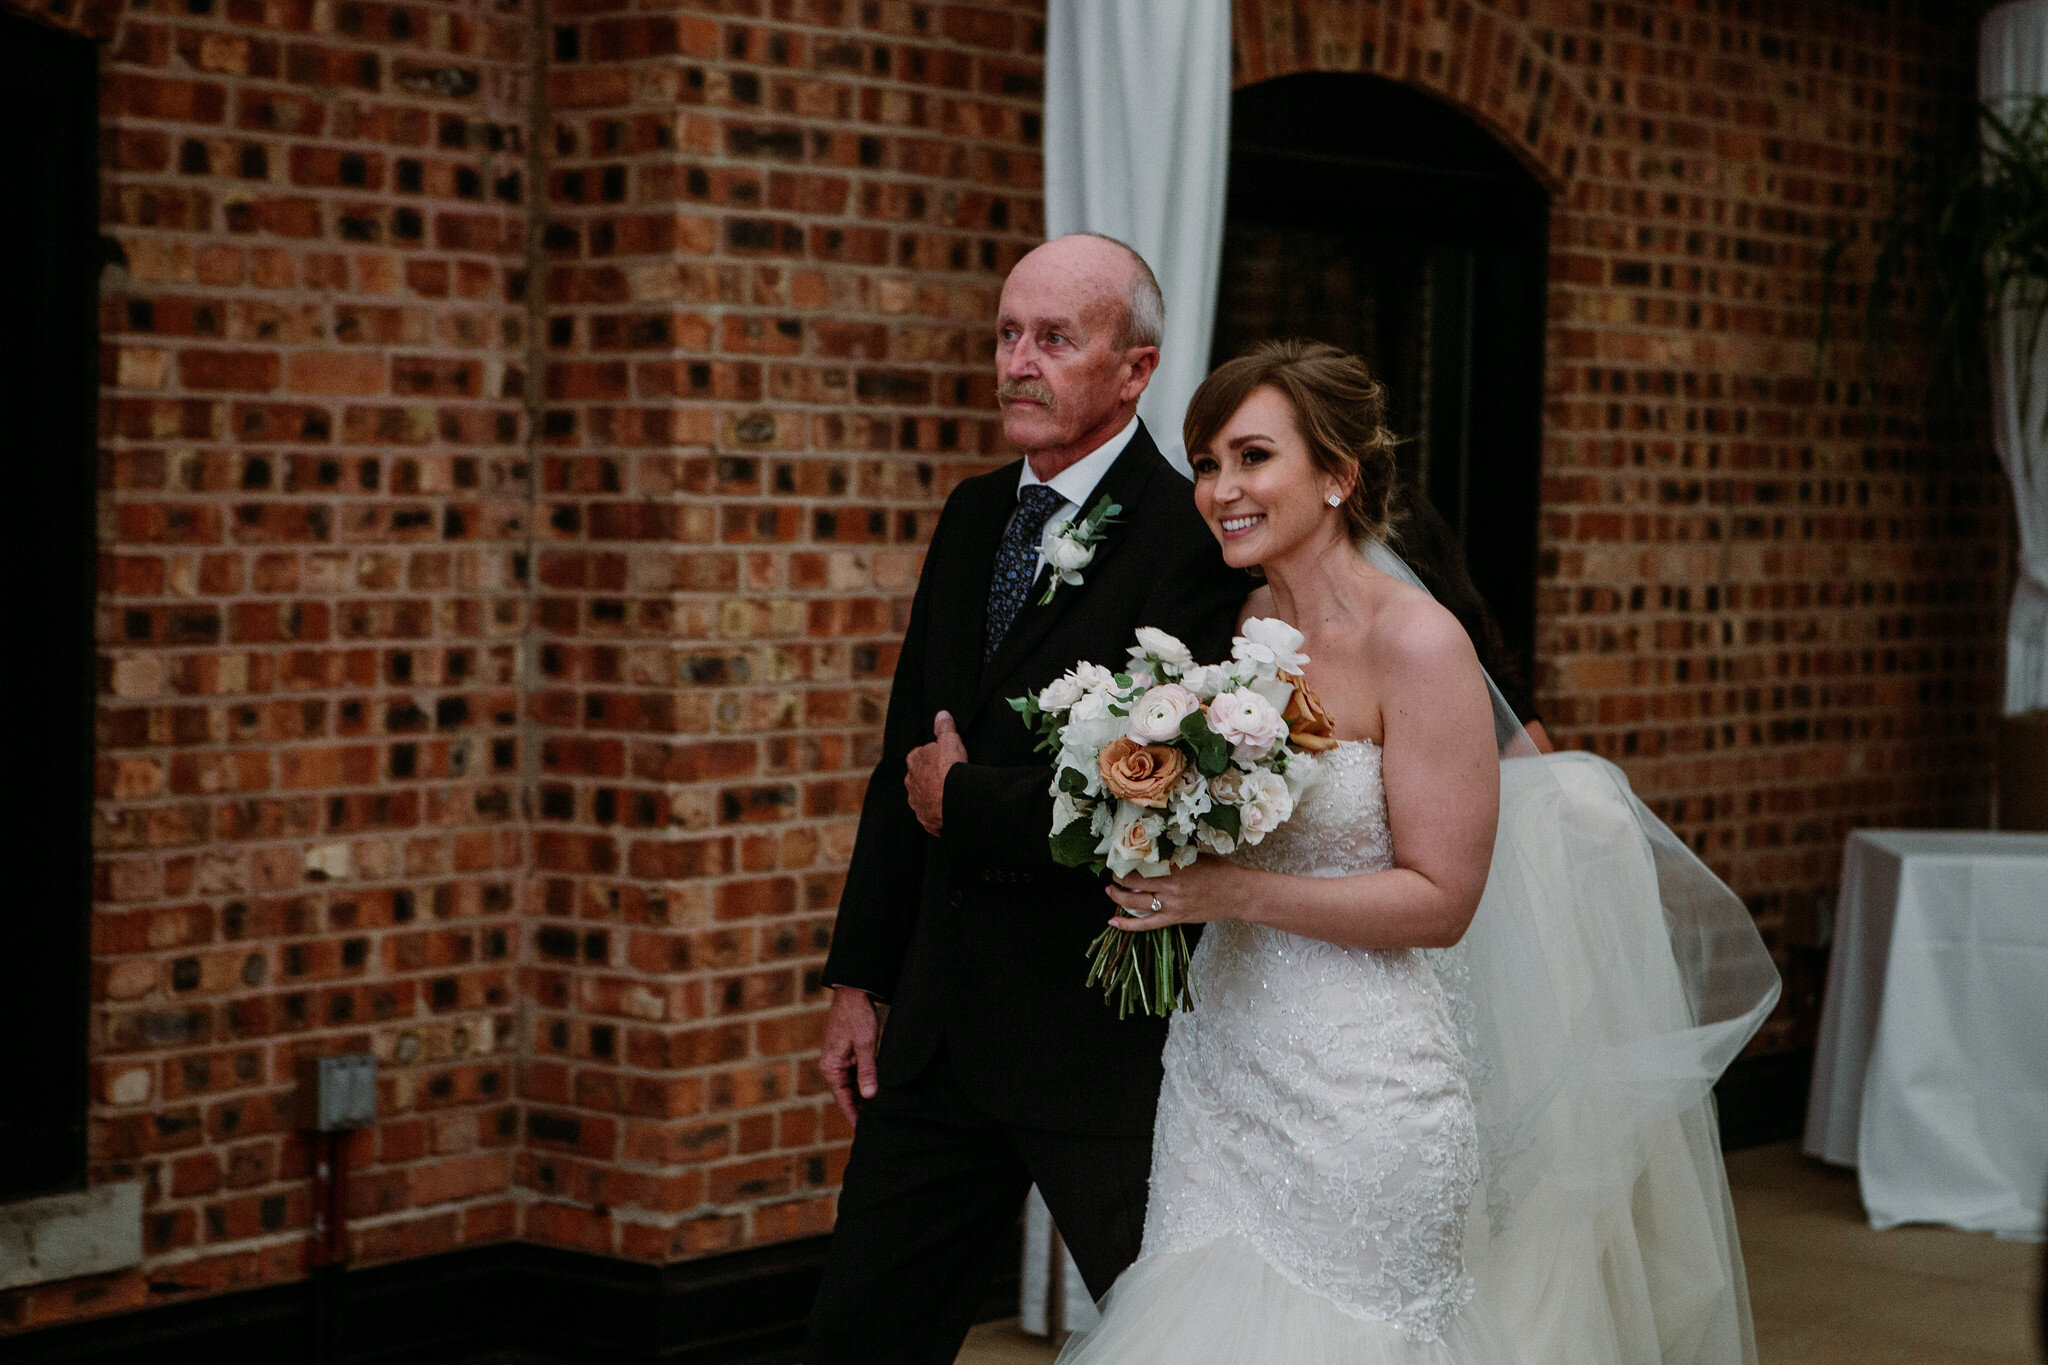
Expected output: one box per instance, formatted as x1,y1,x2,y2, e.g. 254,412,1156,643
1015,415,1141,575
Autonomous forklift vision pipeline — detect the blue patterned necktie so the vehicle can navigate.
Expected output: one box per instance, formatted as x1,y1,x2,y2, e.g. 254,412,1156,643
985,484,1068,661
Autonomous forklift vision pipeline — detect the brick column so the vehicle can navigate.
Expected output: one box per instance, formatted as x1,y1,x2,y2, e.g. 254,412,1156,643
523,2,1045,1260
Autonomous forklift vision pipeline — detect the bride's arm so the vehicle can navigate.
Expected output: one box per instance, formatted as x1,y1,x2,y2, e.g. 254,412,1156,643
1106,606,1500,951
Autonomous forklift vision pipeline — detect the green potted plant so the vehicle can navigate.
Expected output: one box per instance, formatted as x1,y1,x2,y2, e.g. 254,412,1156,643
1819,92,2048,829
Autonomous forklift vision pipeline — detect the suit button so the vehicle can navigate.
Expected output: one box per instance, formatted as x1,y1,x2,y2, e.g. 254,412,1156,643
950,891,961,907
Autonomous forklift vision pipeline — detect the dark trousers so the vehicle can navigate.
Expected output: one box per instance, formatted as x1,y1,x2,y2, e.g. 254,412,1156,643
804,1047,1154,1365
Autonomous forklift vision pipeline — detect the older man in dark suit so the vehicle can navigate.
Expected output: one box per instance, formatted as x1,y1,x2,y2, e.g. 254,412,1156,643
805,235,1253,1364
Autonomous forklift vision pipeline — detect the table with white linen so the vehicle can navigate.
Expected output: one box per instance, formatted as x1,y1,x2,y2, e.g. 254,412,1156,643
1804,830,2048,1238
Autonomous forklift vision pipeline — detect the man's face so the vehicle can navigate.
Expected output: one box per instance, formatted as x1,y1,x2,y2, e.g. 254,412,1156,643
994,250,1151,454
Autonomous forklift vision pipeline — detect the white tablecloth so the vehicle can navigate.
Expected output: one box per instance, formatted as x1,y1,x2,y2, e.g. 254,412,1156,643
1804,830,2048,1238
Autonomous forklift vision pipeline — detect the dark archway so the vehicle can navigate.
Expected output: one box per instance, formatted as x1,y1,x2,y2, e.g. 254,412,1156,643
1212,72,1549,686
1,6,99,1200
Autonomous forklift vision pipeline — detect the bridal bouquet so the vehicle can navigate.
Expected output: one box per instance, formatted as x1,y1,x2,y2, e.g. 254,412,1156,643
1009,620,1337,1017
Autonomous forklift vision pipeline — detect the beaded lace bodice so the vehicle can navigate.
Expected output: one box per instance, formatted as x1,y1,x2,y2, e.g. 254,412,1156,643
1143,741,1480,1341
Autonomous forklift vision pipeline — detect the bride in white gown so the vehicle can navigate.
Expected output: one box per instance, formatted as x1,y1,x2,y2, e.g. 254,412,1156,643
1057,341,1778,1365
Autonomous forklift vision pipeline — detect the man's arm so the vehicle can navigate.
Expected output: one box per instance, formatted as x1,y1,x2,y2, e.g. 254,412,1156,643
941,534,1252,877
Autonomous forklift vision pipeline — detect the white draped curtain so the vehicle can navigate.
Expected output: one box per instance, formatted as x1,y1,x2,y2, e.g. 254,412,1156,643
1042,0,1234,474
1982,0,2048,713
1020,0,1236,1336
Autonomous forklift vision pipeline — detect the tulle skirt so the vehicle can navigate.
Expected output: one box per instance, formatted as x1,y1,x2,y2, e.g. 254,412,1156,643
1056,1234,1518,1365
1057,1095,1753,1365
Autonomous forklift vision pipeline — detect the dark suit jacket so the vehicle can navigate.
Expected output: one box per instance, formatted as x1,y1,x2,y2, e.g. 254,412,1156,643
823,423,1253,1136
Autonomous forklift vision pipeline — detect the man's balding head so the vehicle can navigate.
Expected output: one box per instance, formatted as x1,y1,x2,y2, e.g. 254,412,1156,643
995,235,1164,475
1009,233,1163,349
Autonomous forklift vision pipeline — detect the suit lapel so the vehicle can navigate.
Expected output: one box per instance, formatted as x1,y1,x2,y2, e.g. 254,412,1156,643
927,466,1017,713
962,424,1165,727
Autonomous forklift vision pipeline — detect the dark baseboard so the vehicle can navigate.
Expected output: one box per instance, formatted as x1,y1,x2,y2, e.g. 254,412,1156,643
1713,1046,1814,1152
4,1230,1022,1364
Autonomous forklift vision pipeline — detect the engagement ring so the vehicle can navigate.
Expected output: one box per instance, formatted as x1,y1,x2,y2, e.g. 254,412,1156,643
1150,896,1162,914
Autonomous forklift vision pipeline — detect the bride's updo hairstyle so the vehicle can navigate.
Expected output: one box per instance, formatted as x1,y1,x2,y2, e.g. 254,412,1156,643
1182,339,1402,545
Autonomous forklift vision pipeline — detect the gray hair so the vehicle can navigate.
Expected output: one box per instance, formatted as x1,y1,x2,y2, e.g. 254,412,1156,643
1070,232,1164,351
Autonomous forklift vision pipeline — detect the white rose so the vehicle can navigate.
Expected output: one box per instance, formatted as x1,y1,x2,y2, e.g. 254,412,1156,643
1208,767,1249,805
1207,688,1289,759
1232,617,1310,675
1129,627,1195,670
1101,806,1170,880
1126,683,1202,744
1193,822,1237,856
1038,672,1085,712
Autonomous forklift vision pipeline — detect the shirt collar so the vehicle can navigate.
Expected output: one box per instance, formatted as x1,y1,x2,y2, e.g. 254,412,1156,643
1016,415,1141,508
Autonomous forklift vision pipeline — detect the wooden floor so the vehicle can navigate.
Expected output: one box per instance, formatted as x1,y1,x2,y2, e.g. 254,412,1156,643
956,1142,2045,1364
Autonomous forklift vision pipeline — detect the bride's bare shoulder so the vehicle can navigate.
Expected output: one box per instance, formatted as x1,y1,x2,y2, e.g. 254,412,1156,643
1236,584,1275,630
1363,577,1481,684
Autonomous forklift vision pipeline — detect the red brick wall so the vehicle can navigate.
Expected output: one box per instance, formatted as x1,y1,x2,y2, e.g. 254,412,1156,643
5,0,535,1335
521,0,1045,1262
1232,0,2005,1052
1,0,2008,1341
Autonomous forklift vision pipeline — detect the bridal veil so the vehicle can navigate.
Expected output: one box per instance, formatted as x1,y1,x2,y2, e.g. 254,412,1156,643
1366,539,1779,1364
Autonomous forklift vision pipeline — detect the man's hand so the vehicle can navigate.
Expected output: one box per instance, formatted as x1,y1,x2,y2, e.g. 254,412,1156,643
819,985,881,1127
904,711,967,836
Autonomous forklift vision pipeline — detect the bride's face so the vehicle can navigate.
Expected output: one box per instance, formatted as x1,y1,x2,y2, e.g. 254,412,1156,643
1191,385,1348,569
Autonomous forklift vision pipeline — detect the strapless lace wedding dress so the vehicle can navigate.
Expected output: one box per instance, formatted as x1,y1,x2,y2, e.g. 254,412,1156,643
1057,741,1517,1363
1057,741,1767,1364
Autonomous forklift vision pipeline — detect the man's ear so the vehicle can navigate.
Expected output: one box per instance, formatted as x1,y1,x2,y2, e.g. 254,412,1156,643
1121,346,1161,401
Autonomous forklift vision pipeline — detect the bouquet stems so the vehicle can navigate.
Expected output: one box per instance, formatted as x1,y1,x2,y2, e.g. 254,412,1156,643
1084,922,1196,1019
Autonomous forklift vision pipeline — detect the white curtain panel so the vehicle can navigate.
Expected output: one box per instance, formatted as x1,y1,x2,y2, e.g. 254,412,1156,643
1020,1,1234,1336
1042,0,1234,475
1982,0,2048,713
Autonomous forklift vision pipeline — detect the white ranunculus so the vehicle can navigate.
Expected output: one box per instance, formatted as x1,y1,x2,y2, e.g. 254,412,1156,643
1126,683,1202,744
1232,617,1310,675
1207,688,1289,759
1038,672,1085,712
1044,531,1096,574
1130,627,1195,670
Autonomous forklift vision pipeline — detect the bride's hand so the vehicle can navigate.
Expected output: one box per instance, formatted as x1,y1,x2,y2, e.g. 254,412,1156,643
1105,858,1261,931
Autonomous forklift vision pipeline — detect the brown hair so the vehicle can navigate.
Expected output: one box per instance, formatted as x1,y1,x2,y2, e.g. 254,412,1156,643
1182,339,1402,544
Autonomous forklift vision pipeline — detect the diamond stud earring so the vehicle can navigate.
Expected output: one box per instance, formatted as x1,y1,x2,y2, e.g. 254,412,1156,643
1326,492,1342,507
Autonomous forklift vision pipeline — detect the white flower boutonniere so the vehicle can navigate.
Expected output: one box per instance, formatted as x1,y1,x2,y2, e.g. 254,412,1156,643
1036,494,1121,605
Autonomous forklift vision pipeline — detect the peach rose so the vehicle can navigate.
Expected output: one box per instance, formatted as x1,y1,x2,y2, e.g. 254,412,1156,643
1097,735,1187,808
1281,673,1340,753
